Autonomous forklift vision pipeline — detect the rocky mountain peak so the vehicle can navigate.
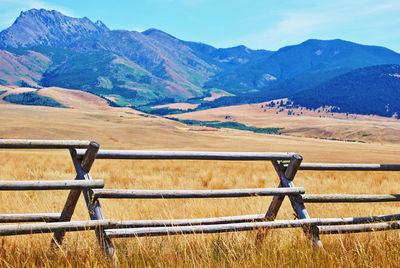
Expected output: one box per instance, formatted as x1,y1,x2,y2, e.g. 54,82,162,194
142,28,165,35
95,20,109,31
0,8,109,48
142,28,179,41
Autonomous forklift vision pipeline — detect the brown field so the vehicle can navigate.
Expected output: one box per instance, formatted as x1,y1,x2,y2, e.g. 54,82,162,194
170,99,400,144
0,86,39,104
1,88,400,266
202,90,228,101
151,89,230,110
152,102,199,110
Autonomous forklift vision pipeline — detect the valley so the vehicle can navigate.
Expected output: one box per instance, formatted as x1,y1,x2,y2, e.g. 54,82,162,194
1,85,400,267
1,5,400,268
0,85,399,163
0,9,400,119
168,99,400,144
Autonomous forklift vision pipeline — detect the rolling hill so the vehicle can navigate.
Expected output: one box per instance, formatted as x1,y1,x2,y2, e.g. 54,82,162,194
1,8,400,117
0,9,269,105
290,64,400,117
205,39,400,95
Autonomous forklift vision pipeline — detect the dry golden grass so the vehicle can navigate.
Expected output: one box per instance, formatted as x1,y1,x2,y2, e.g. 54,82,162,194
152,102,199,110
1,149,400,267
1,102,400,162
1,94,400,266
170,100,400,144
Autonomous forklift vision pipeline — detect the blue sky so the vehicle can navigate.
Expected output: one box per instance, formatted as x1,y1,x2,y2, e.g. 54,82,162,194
0,0,399,52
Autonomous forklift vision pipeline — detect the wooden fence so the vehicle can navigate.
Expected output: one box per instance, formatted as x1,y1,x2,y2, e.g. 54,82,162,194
0,139,113,254
1,139,400,258
290,163,400,235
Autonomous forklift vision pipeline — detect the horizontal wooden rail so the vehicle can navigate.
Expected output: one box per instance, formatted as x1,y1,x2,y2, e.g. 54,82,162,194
302,194,400,203
286,163,400,171
117,214,266,228
93,187,305,199
0,180,104,191
76,149,297,161
0,139,91,149
0,213,61,223
0,220,117,236
319,222,400,234
105,213,400,238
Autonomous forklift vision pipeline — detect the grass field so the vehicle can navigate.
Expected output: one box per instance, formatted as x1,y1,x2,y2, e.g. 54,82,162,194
170,99,400,144
1,87,400,266
1,151,400,267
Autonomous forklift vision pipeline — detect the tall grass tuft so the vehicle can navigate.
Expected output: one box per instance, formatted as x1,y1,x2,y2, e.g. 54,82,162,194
1,150,400,267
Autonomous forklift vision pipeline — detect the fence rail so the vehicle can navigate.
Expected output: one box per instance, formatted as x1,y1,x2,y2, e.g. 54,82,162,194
75,149,296,161
291,162,400,239
0,180,104,190
93,187,305,199
106,213,400,238
73,148,400,252
319,221,400,234
302,194,400,203
0,220,116,236
116,214,267,228
0,139,91,149
1,139,400,259
285,163,400,171
0,213,61,223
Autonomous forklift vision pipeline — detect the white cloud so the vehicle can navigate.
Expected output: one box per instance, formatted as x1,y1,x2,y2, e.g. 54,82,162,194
229,0,400,50
361,0,400,14
0,0,74,30
229,12,333,50
268,12,331,37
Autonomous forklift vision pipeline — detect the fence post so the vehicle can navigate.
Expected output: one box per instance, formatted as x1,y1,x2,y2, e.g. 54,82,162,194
51,142,116,256
256,157,300,242
73,143,115,257
257,155,322,248
273,155,322,248
265,156,302,219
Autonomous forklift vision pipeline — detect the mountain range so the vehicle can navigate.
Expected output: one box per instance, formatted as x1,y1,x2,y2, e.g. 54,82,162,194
0,9,399,116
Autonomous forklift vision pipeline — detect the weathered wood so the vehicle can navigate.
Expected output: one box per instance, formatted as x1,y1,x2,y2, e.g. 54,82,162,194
93,187,305,199
0,180,104,190
319,221,400,234
75,149,296,161
52,142,100,245
302,194,400,203
264,156,304,221
264,183,285,221
0,220,116,236
272,158,323,247
259,156,304,242
0,139,90,149
65,142,115,256
105,213,400,238
284,154,303,180
84,190,115,256
117,214,266,228
288,163,400,171
0,213,61,223
80,142,100,172
272,160,309,219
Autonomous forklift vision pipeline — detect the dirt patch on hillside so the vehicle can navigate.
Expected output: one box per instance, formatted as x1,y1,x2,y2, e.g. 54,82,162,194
153,102,199,110
38,87,111,111
170,99,400,144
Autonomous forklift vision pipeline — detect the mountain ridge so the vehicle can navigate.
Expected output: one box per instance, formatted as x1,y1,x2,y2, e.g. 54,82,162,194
0,9,271,104
205,38,400,94
0,9,109,48
0,8,399,116
291,64,400,117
